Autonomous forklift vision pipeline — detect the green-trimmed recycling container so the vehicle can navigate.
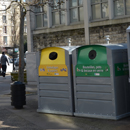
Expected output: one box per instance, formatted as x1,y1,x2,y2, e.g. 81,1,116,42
72,44,130,120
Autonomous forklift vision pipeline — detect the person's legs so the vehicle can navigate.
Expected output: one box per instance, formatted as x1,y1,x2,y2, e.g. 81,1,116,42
2,65,6,77
3,65,6,77
2,65,4,77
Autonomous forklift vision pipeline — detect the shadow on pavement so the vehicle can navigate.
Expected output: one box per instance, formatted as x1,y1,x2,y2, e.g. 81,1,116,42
1,75,130,130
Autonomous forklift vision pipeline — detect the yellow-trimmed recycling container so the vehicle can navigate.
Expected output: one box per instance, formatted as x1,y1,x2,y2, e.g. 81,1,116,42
72,44,130,120
37,46,78,115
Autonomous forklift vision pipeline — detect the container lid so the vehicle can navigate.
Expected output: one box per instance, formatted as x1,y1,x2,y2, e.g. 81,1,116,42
11,81,24,85
59,46,79,54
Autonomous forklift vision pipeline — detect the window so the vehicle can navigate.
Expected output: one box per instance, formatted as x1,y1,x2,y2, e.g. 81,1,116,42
91,0,108,20
69,0,84,23
3,26,7,33
24,25,27,33
2,5,6,13
52,0,65,25
11,26,15,34
24,16,27,21
35,0,48,28
24,16,27,24
3,36,7,45
2,15,6,23
114,0,130,16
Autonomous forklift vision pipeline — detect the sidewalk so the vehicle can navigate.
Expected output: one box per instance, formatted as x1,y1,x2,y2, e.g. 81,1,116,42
1,76,130,129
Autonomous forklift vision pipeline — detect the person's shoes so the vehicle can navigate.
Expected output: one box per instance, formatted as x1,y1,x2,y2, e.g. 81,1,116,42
3,77,6,79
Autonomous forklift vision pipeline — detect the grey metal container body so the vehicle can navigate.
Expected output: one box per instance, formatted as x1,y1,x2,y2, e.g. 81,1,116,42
72,44,130,120
37,48,75,115
26,52,39,85
126,26,130,82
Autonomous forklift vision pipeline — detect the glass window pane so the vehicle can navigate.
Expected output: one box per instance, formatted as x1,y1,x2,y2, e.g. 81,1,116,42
60,0,65,9
92,4,101,19
102,3,108,18
53,0,59,9
52,12,60,25
36,15,42,28
2,5,6,10
35,7,42,13
102,0,107,2
3,26,7,33
3,36,7,45
92,0,100,3
3,15,6,23
114,0,124,16
79,0,83,6
70,0,78,7
24,25,27,33
43,13,48,27
54,0,59,5
79,7,84,21
126,0,130,15
60,11,65,24
70,8,78,22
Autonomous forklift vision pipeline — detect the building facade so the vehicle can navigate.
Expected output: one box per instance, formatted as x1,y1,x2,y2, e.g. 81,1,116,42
27,0,130,52
0,0,27,52
0,0,13,47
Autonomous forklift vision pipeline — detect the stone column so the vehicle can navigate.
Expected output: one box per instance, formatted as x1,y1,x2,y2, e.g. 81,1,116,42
47,4,52,28
83,0,90,45
26,6,35,52
65,0,70,26
108,0,114,19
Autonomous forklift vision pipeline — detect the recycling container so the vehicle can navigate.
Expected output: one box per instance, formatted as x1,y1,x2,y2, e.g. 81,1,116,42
126,26,130,83
72,44,130,120
37,46,77,115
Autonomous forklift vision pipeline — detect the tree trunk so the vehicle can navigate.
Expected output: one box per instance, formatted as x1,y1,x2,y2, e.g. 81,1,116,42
18,6,25,82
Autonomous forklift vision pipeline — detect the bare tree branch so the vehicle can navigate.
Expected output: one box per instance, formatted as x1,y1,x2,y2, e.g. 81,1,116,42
0,0,67,82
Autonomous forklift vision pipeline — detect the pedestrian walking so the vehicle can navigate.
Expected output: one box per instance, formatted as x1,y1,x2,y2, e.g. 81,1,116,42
0,52,9,78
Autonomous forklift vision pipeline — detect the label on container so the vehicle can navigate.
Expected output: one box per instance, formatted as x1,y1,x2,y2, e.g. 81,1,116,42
115,63,128,76
76,64,110,77
39,65,68,76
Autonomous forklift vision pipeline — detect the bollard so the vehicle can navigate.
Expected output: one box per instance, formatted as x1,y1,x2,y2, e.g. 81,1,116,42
11,81,26,109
